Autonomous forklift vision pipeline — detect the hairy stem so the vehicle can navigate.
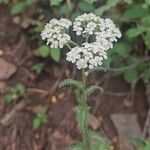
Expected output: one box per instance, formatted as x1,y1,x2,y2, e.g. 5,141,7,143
81,68,91,150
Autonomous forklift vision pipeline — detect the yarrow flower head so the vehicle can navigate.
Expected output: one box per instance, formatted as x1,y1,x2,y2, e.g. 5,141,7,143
73,13,121,41
66,42,109,70
41,18,72,49
41,13,121,70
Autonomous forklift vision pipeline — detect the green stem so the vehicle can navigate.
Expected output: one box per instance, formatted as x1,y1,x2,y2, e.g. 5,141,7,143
81,68,91,150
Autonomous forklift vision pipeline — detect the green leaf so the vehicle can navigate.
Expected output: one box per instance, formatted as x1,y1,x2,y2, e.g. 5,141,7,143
107,0,120,7
145,142,150,150
102,56,112,69
32,118,41,129
84,0,97,4
38,45,50,58
94,5,109,16
95,0,120,16
16,83,25,97
126,28,142,38
88,66,106,75
33,106,47,129
74,106,90,130
37,107,47,118
123,0,133,4
4,94,14,104
144,32,150,49
142,16,150,26
32,63,44,75
141,68,150,81
124,4,149,19
112,42,131,56
68,143,85,150
123,69,138,84
78,1,95,13
71,11,82,21
11,2,26,15
0,0,10,4
50,0,62,6
50,48,60,62
89,131,111,150
85,85,103,97
59,79,82,88
59,4,69,15
133,138,146,149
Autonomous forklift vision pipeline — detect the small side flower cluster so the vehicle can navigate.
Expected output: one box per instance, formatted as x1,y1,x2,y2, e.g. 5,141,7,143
66,42,108,69
73,13,121,40
73,13,100,36
41,18,72,48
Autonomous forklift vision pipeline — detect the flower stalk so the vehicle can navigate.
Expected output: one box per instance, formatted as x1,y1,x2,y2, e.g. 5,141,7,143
80,68,91,150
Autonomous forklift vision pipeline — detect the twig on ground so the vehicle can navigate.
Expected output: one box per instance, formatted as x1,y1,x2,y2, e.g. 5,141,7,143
142,82,150,138
0,100,26,126
142,109,150,138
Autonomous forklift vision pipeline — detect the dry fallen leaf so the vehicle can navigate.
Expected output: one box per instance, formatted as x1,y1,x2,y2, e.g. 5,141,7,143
27,105,41,113
65,69,70,77
58,92,65,100
89,114,101,130
123,99,133,108
13,16,40,29
0,49,4,56
51,95,57,103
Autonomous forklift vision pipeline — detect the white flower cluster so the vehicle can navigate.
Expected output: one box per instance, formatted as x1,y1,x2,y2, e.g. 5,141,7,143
66,42,109,69
73,13,122,41
41,18,72,48
41,13,121,70
67,13,122,70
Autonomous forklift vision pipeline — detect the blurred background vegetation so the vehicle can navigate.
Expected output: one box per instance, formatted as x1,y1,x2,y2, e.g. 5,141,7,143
0,0,149,149
1,0,149,89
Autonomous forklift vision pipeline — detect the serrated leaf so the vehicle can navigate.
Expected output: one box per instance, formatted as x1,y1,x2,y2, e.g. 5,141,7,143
38,45,50,57
11,2,26,15
50,48,60,62
59,79,82,88
123,69,138,84
85,85,103,97
74,106,90,131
